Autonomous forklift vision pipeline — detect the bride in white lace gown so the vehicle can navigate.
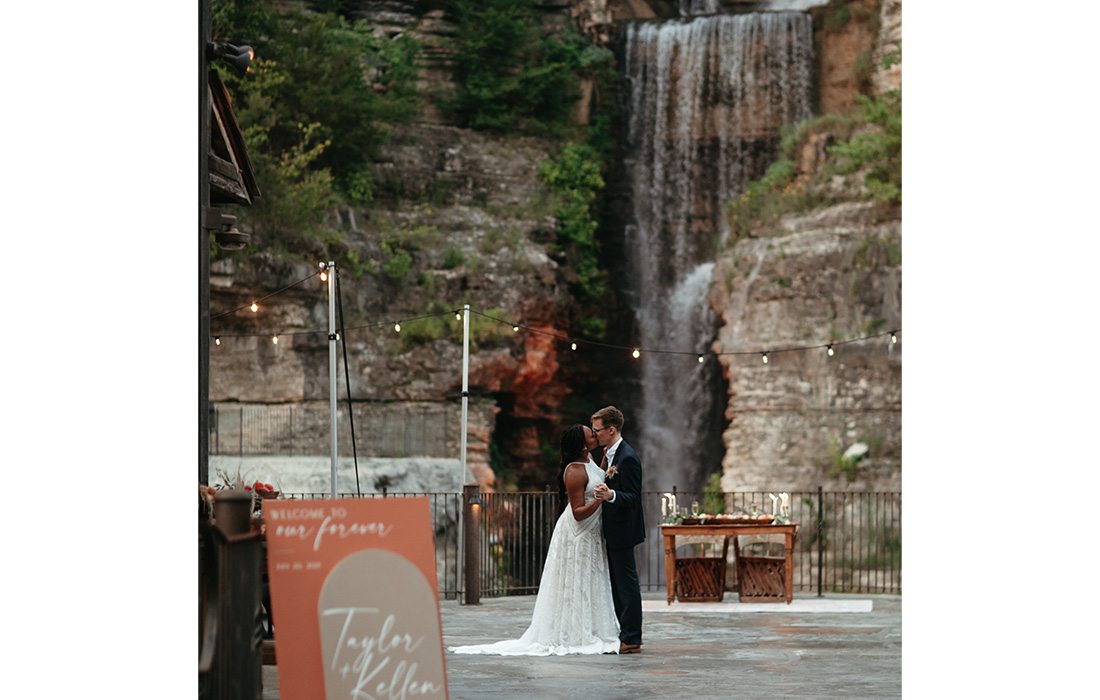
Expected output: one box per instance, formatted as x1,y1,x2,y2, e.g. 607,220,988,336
450,425,621,656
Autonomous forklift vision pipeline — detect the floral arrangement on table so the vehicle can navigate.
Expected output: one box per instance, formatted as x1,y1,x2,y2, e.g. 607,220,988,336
206,469,283,515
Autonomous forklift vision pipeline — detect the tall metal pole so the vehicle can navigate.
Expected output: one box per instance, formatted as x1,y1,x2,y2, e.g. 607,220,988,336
458,304,472,604
460,304,470,488
328,261,338,497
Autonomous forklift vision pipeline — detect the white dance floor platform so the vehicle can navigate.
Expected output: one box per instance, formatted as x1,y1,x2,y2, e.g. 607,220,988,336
642,597,874,613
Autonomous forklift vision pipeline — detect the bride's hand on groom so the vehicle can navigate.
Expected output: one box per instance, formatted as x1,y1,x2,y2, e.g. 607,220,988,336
593,484,612,501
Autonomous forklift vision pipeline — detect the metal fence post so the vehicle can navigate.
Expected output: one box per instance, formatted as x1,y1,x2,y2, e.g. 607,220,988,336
817,485,824,597
463,484,481,605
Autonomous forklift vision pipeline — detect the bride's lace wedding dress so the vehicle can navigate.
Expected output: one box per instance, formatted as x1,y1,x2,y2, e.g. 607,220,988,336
450,459,621,655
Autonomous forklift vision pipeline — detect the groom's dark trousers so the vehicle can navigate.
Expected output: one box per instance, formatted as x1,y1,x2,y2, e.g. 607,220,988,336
607,546,643,645
601,439,646,645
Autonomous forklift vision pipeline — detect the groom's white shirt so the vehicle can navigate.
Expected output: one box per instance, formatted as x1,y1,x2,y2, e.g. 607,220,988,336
605,436,623,503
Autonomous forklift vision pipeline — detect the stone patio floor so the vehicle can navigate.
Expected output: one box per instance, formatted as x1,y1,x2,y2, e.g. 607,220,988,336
262,590,901,699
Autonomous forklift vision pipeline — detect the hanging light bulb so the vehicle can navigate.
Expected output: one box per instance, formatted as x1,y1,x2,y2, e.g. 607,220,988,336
272,335,279,345
394,322,401,333
250,302,258,313
632,348,641,359
512,324,520,333
570,340,577,351
762,352,769,364
455,311,462,321
697,354,705,364
891,332,898,344
215,337,221,346
827,345,834,357
320,270,328,282
335,332,340,341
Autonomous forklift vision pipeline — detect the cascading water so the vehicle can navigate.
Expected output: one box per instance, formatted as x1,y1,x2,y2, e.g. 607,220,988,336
621,12,813,494
679,0,721,16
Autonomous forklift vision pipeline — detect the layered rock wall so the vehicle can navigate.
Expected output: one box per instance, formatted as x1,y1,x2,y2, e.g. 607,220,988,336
709,202,900,491
210,0,581,490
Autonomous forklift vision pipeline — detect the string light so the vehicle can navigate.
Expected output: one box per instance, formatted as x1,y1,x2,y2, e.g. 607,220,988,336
213,304,900,363
319,262,328,282
272,335,279,345
212,271,326,321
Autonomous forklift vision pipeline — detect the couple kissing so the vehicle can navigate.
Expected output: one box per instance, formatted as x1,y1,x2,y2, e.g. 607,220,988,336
450,405,646,656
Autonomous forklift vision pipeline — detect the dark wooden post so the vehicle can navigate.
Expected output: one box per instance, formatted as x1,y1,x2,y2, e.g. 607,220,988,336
817,485,825,597
200,490,264,700
199,0,211,487
463,484,481,605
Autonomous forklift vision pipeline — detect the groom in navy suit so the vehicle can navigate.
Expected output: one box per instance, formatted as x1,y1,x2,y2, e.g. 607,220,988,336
592,405,645,654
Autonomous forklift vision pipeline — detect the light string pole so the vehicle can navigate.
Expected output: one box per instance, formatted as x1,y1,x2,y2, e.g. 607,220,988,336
460,304,471,491
326,261,338,497
459,303,471,605
335,267,361,496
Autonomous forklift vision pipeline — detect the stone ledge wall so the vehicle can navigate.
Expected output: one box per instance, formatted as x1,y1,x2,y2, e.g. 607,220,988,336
709,201,901,491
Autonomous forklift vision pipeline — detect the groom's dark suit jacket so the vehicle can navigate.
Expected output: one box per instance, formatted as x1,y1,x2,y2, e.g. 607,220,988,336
601,439,646,549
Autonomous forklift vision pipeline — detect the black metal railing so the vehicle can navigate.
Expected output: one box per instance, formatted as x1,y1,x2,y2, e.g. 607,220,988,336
475,490,561,597
277,488,901,598
636,489,902,595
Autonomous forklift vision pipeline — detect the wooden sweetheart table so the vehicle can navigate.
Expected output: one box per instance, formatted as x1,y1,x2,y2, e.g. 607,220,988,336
661,522,799,604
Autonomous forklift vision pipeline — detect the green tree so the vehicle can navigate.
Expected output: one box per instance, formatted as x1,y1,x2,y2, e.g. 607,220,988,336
447,0,591,132
210,0,419,257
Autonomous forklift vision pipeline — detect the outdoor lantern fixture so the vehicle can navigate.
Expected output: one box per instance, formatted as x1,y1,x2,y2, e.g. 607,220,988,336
203,207,249,251
468,491,482,515
207,42,255,76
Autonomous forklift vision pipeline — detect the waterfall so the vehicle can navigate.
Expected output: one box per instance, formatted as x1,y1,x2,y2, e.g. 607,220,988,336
621,13,812,493
679,0,721,16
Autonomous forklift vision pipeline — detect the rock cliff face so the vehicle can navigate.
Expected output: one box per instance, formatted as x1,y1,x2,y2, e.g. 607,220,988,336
210,3,585,492
708,0,902,492
708,201,900,491
210,0,901,494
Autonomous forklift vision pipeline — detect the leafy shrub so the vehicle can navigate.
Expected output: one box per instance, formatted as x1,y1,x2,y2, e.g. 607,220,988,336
539,143,607,301
828,90,901,203
380,238,413,283
703,473,726,514
725,89,900,239
442,245,465,270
